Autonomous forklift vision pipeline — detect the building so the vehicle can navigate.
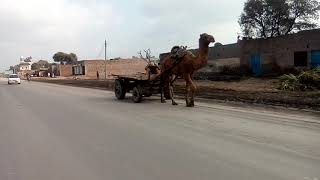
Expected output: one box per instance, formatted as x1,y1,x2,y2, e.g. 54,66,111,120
199,43,240,73
73,60,105,78
49,63,59,77
58,64,73,77
19,56,33,71
159,29,320,76
240,29,320,75
32,60,50,77
58,58,147,79
10,57,35,77
19,62,31,71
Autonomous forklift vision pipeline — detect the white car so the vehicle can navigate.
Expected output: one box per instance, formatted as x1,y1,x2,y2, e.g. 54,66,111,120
8,74,21,84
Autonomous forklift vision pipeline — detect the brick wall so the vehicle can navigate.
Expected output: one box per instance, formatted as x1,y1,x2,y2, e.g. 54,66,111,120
78,59,148,79
198,58,240,73
240,29,320,73
83,60,106,78
106,59,147,77
193,43,240,60
58,64,73,77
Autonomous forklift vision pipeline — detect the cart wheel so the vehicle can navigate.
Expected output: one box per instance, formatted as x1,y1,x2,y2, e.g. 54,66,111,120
115,79,126,100
132,86,143,103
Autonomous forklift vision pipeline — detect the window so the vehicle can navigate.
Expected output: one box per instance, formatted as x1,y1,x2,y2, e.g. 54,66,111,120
294,51,308,67
9,75,18,78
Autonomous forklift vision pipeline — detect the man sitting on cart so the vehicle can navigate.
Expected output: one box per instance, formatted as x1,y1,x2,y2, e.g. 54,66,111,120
145,61,161,81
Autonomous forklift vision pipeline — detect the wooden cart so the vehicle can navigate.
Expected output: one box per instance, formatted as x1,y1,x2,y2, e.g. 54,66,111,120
113,73,162,103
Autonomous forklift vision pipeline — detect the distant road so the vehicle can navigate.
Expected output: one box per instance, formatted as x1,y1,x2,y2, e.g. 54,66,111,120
1,79,320,180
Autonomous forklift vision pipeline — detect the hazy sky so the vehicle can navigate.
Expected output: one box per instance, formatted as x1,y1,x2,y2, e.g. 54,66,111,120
0,0,247,71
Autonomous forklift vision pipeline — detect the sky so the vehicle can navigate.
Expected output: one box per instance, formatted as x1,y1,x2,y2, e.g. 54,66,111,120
0,0,248,72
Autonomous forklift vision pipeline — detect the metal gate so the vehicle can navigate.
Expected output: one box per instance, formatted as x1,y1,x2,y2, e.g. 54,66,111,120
251,54,262,76
311,50,320,68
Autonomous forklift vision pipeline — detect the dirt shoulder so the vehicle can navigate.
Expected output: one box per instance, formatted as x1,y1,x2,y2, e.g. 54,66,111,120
32,77,320,111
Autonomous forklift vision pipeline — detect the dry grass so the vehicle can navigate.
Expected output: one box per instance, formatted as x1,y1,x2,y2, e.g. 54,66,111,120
176,78,279,93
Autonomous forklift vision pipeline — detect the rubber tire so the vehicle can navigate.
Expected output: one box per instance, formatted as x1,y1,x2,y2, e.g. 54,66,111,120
132,86,143,103
115,79,126,100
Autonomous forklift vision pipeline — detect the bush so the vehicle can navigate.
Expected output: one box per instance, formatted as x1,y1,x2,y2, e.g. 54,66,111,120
298,70,320,90
279,74,301,91
313,67,320,73
279,68,320,91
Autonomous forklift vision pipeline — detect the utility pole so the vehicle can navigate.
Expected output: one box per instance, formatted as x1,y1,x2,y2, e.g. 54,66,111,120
104,39,107,80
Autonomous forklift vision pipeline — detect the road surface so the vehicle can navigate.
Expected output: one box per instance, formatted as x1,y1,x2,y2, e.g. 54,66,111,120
1,79,320,180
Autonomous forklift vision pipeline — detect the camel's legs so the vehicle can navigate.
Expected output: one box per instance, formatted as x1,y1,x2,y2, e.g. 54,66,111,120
161,86,166,103
189,80,196,107
184,74,196,107
169,83,178,105
169,75,178,105
183,74,191,107
160,75,167,103
186,83,191,106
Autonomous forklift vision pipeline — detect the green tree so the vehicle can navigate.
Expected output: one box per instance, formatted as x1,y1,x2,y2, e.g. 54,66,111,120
31,63,40,70
53,52,78,64
239,0,320,38
69,53,78,64
31,60,49,70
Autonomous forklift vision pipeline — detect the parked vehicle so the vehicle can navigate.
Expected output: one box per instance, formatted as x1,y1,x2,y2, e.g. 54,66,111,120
8,74,21,84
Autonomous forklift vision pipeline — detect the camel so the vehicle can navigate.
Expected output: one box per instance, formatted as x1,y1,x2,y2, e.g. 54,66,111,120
160,33,215,107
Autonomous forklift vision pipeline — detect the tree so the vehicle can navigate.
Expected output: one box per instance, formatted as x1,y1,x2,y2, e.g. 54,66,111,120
31,63,40,70
138,49,159,65
53,52,78,64
53,52,67,64
31,60,49,70
69,53,78,64
239,0,320,38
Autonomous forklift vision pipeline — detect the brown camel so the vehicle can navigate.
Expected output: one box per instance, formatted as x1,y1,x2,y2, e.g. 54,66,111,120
160,33,215,107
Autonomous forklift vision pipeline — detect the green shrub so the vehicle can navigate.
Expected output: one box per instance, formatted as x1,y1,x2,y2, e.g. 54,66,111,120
278,68,320,91
298,70,320,90
279,74,301,91
313,67,320,73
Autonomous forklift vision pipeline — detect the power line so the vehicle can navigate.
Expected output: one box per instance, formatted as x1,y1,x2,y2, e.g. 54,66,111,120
96,43,105,59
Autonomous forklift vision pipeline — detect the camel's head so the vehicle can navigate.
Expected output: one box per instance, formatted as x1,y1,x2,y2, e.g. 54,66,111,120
200,33,215,45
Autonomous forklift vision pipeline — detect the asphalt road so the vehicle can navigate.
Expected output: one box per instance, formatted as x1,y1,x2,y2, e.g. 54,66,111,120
1,79,320,180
